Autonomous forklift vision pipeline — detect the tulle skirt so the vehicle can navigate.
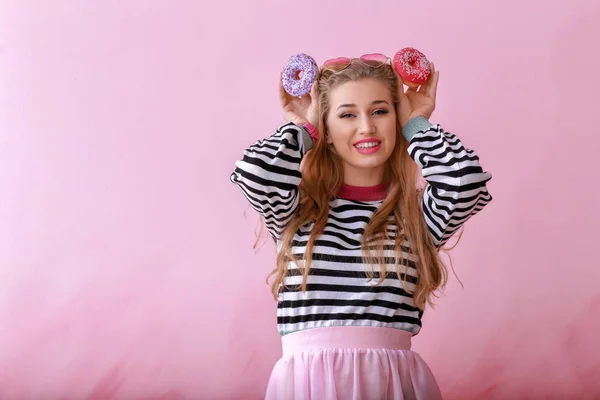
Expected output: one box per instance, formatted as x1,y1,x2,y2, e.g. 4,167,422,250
265,326,442,400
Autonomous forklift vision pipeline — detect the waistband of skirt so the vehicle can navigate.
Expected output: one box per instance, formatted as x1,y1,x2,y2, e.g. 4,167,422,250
281,326,412,357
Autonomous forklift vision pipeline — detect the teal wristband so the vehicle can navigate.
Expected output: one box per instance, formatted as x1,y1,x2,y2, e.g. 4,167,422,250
402,116,433,142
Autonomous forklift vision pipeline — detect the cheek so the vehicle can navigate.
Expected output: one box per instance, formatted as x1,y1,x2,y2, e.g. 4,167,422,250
387,136,397,153
325,117,336,144
326,121,352,146
386,126,397,143
384,120,397,146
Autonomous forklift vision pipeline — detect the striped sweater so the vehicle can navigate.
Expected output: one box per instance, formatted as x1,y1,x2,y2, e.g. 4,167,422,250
230,117,492,336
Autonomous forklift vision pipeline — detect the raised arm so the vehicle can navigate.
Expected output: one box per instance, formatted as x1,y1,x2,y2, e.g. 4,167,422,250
230,123,314,240
403,117,492,247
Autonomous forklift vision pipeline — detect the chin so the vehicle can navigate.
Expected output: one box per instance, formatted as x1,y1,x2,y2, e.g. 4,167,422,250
352,157,389,169
338,147,393,171
355,151,392,165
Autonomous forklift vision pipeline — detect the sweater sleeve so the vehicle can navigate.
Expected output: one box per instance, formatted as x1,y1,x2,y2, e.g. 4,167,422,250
230,122,314,240
402,116,493,248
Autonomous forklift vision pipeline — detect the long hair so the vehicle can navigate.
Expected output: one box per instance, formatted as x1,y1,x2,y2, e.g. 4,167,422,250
268,60,449,310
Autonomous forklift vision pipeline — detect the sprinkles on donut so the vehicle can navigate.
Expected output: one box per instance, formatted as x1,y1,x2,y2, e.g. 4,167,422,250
393,47,431,87
281,53,318,97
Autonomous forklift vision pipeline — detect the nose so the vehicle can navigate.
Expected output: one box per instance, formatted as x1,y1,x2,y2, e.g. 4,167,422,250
358,115,376,136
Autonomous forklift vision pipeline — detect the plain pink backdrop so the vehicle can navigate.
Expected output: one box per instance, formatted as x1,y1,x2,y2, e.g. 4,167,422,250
1,0,599,399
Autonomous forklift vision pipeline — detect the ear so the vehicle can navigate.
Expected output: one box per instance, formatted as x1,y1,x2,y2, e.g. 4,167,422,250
326,135,333,145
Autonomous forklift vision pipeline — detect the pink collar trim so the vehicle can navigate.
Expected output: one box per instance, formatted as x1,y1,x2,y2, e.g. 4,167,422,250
336,183,388,201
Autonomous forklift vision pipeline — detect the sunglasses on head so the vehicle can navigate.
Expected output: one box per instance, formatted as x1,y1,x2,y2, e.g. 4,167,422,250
321,53,391,72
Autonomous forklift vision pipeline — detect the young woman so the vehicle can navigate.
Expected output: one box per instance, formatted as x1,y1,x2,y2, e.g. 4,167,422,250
230,55,492,399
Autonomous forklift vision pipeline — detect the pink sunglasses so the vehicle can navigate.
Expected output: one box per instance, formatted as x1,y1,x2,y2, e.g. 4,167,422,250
321,53,391,72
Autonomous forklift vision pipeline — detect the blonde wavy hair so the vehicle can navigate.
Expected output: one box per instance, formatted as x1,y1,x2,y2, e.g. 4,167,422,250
265,60,453,310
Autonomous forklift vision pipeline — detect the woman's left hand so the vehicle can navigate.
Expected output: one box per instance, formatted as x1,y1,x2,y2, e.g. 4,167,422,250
396,62,440,128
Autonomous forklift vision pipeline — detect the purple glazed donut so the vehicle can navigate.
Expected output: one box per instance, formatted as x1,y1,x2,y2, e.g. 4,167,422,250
282,53,318,97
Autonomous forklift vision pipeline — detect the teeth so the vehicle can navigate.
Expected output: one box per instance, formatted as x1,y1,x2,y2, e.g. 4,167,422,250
355,142,380,149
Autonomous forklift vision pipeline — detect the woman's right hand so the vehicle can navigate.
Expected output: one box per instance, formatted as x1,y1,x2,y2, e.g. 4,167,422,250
279,74,319,127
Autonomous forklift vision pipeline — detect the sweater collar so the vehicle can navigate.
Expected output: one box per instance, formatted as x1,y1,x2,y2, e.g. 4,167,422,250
336,183,388,201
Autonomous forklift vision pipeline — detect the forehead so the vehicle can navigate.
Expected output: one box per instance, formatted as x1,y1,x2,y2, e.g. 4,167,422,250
328,78,392,107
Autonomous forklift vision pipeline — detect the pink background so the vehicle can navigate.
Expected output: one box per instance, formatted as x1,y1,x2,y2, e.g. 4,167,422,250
1,0,599,399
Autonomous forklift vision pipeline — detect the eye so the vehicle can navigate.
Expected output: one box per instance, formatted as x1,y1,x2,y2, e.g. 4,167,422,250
373,109,389,115
339,113,355,119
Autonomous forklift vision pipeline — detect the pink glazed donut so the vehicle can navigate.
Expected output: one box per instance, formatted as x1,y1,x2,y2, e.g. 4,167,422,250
282,53,318,97
393,47,431,87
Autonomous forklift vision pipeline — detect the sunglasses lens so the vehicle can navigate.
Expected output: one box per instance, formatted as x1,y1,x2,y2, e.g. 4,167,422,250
360,53,388,67
323,57,351,71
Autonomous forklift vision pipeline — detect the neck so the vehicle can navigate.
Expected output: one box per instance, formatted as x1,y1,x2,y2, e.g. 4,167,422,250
342,164,385,187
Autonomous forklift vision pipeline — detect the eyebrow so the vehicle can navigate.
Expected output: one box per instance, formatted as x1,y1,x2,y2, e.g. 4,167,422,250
336,100,389,111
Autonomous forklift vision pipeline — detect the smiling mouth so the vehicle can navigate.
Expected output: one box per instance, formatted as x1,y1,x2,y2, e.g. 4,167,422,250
354,141,381,149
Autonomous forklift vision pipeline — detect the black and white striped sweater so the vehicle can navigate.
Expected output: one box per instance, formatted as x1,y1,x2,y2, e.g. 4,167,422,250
230,117,492,336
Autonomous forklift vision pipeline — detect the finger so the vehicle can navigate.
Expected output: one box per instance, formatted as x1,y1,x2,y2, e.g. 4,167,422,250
308,81,318,106
416,62,433,94
427,68,439,99
305,81,320,125
278,72,289,107
417,78,428,94
397,76,408,100
406,76,420,92
309,81,318,102
406,84,420,99
427,62,437,91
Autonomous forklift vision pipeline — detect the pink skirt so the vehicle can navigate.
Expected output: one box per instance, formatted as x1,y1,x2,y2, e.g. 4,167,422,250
265,326,442,400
